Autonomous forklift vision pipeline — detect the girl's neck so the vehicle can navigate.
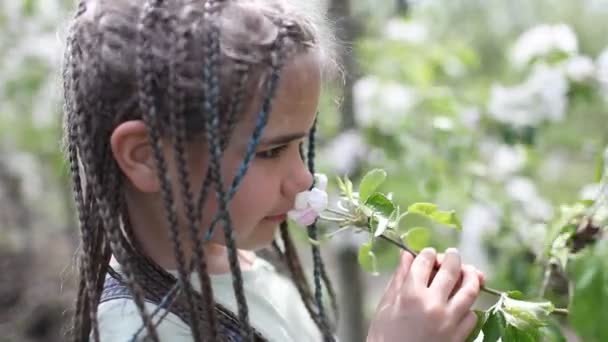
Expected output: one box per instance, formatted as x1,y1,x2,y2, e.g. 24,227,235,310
125,189,257,274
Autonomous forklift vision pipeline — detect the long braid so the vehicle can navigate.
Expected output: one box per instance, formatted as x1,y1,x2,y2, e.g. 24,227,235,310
306,118,335,341
310,117,340,331
168,9,220,340
136,1,205,340
201,3,255,339
66,16,105,340
279,223,321,325
74,11,160,341
220,62,249,151
303,126,339,326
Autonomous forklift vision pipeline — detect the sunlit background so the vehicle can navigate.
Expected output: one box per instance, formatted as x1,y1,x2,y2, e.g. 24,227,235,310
1,0,607,341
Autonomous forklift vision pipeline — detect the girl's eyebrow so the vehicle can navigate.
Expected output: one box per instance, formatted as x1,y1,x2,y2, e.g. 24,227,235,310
259,132,307,146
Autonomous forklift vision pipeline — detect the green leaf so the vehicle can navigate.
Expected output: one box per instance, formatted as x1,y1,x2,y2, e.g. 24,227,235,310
540,320,567,342
466,310,487,342
365,193,396,218
501,296,553,330
358,242,379,275
596,147,607,182
401,227,431,251
568,239,608,341
359,169,387,203
431,210,462,230
371,215,390,237
344,175,354,200
336,176,347,194
407,202,462,230
506,290,524,299
503,324,540,342
482,310,506,342
408,202,439,216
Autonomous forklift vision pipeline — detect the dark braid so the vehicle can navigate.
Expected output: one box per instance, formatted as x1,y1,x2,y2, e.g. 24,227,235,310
279,223,321,324
167,6,220,340
73,8,160,341
220,62,249,150
306,118,335,341
311,122,340,332
201,3,254,339
136,1,206,340
64,4,98,339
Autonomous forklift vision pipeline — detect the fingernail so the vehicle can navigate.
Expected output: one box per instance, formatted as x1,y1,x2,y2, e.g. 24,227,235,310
446,247,459,254
421,247,436,255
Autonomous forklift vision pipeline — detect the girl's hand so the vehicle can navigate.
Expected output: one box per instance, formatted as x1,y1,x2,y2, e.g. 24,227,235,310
367,248,483,342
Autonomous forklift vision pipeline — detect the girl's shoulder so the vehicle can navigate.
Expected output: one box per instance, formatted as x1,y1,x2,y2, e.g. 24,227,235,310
97,298,192,342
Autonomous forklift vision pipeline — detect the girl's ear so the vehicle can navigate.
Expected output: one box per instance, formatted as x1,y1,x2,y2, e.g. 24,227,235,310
110,120,160,193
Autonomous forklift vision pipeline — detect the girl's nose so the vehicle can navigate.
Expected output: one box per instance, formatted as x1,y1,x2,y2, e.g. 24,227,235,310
282,157,314,200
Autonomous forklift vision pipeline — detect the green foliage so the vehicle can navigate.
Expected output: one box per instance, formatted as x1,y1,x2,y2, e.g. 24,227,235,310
407,202,462,230
568,239,608,341
401,227,430,252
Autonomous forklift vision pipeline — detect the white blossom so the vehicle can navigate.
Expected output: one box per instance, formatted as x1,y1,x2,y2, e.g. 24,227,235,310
563,55,595,83
458,203,501,275
488,64,568,127
458,107,481,130
383,19,429,44
288,174,329,227
353,76,418,134
511,24,578,68
479,140,527,181
432,116,455,131
597,47,608,94
320,130,367,175
579,183,602,201
506,177,554,220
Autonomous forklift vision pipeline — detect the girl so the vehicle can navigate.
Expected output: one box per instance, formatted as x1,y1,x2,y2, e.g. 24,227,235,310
62,0,484,341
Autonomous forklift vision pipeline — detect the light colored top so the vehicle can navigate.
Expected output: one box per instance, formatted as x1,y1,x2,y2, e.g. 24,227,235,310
97,257,322,342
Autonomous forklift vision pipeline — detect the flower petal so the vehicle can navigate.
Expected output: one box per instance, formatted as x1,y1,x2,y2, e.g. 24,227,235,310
308,188,328,212
314,173,328,191
288,207,319,226
293,191,310,210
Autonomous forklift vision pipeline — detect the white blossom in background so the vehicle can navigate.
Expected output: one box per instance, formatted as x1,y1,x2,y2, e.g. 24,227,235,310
579,183,602,201
538,152,568,182
458,203,501,275
353,76,418,135
506,177,554,221
562,55,596,83
383,18,429,44
479,140,527,181
432,116,455,131
319,130,368,175
458,107,481,130
511,24,578,68
597,47,608,95
488,64,569,127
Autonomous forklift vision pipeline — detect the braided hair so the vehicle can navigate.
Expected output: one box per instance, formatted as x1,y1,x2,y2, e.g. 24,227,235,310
62,0,340,340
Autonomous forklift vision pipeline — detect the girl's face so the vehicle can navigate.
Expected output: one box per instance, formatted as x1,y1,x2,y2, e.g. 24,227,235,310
179,51,320,251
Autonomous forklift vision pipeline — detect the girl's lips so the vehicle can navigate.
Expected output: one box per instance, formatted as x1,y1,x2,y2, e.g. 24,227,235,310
264,214,287,223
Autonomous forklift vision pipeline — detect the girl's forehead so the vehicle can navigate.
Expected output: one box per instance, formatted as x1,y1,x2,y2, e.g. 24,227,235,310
233,51,322,145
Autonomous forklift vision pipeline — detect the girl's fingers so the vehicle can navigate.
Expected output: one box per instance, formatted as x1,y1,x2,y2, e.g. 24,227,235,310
430,248,462,301
476,269,486,286
386,251,415,295
449,265,481,318
453,311,479,342
405,247,437,288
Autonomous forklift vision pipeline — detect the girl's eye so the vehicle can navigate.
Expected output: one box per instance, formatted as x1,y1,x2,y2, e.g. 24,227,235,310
256,145,289,159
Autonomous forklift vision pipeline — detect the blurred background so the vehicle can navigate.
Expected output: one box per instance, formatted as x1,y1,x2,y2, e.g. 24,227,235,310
1,0,607,341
